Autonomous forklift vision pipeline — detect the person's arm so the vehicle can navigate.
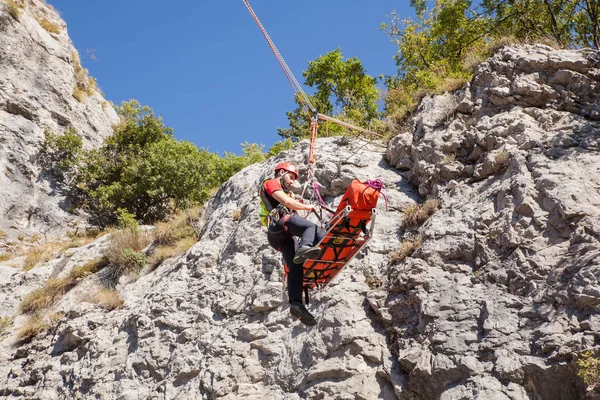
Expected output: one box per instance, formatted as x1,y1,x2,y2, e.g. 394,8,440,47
271,190,316,212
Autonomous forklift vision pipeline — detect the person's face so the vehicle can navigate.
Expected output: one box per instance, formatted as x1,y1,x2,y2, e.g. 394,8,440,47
281,171,297,189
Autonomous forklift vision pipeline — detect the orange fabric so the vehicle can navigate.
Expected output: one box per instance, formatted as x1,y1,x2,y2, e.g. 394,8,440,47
283,183,380,290
334,180,380,214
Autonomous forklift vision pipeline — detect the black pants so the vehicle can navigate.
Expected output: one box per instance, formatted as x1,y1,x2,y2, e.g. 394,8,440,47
267,214,325,302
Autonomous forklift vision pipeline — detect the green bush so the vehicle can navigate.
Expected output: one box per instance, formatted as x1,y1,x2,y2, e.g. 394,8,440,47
381,0,600,124
40,127,82,181
115,248,147,276
578,351,600,390
39,100,268,226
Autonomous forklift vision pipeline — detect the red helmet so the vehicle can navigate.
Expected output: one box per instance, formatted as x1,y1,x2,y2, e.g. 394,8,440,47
274,162,298,180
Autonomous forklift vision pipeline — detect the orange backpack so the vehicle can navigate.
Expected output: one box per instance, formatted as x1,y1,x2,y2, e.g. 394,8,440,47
334,179,382,214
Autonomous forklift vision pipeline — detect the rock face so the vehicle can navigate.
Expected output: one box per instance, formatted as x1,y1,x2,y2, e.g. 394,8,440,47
0,0,119,239
0,41,599,400
386,44,600,399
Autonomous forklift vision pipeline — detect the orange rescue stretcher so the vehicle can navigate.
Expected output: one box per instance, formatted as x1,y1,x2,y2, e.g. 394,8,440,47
302,205,377,290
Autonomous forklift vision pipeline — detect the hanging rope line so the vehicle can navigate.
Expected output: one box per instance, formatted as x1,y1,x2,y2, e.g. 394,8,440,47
242,0,385,208
241,0,316,116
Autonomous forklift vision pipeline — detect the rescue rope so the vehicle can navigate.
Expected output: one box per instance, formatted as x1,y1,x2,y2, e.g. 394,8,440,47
241,0,316,116
242,0,384,181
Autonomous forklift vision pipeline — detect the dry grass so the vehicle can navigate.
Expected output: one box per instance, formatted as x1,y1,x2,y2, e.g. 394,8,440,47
4,0,23,21
0,230,6,239
19,277,71,314
88,287,124,310
232,210,242,222
105,230,151,278
72,87,86,102
16,312,61,344
23,244,56,271
365,276,383,289
150,236,196,267
0,252,15,262
153,206,201,246
149,207,200,269
0,316,13,335
389,236,422,265
494,150,510,172
20,258,107,314
402,199,439,229
36,16,60,34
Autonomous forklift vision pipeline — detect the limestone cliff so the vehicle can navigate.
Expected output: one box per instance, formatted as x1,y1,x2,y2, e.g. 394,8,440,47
0,0,119,240
0,5,599,398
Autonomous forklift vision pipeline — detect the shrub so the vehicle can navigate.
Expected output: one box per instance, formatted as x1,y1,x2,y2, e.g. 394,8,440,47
116,208,139,231
578,351,600,389
402,199,439,228
37,16,60,34
266,139,295,157
389,236,422,265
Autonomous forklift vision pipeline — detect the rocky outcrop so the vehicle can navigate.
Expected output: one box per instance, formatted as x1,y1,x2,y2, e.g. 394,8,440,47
385,44,599,399
0,43,599,399
0,138,416,399
0,0,119,239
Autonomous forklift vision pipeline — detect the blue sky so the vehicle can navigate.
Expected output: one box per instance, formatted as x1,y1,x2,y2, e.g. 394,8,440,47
49,1,415,154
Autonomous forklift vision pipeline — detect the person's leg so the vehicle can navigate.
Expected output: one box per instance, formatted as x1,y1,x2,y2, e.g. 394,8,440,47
279,236,316,325
314,226,326,245
285,215,317,248
279,237,302,302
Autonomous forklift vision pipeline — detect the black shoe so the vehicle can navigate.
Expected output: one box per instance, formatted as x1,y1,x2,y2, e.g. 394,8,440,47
293,245,321,265
290,302,316,326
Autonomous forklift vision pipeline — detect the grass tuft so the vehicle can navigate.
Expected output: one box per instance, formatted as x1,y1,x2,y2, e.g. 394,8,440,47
389,236,422,265
20,257,107,314
37,16,60,34
402,199,439,228
88,287,124,310
0,316,13,335
16,312,61,344
4,0,22,21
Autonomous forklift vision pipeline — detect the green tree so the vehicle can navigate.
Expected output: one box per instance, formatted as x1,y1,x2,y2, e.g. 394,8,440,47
40,127,83,182
278,49,380,141
41,100,268,226
382,0,600,123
